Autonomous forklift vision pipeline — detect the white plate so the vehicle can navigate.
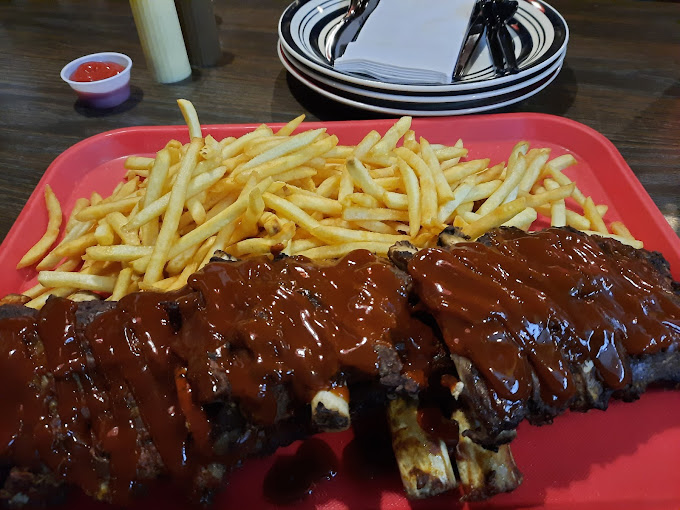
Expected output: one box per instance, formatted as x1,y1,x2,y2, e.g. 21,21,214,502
278,0,568,93
280,41,566,104
278,42,563,116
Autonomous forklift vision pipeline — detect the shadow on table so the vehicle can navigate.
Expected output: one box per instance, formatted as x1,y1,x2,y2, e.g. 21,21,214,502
73,85,144,117
276,64,578,120
501,64,578,116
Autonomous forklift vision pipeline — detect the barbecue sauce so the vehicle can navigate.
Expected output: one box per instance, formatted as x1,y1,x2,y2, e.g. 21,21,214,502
408,228,680,418
0,251,427,504
0,231,678,505
176,250,418,425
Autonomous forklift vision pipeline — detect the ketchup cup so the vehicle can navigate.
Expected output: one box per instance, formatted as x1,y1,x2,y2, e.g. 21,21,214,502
60,52,133,108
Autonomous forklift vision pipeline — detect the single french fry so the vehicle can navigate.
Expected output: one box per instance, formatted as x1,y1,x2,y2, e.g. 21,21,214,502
140,148,171,244
443,159,490,184
262,191,320,232
351,220,396,235
371,116,411,155
518,149,551,193
35,219,95,271
104,212,139,246
221,125,273,160
477,155,528,216
462,197,528,239
420,137,453,202
583,196,608,234
298,241,394,260
543,154,577,177
38,271,116,293
403,130,419,152
270,167,317,183
316,174,342,198
53,232,98,258
374,176,404,192
25,286,76,310
369,167,396,179
508,141,529,170
17,185,62,269
311,224,409,245
108,267,134,301
76,196,141,222
396,157,421,237
566,210,592,230
434,145,467,162
93,222,115,246
524,183,575,208
460,179,502,204
547,166,587,206
166,242,201,275
288,194,343,216
346,157,387,201
354,130,381,160
124,156,155,170
187,194,207,225
437,180,475,224
284,238,323,255
346,193,381,209
395,148,437,227
343,207,410,222
177,98,202,139
543,179,566,227
65,198,91,233
502,207,537,230
276,114,305,136
610,221,635,240
86,245,153,262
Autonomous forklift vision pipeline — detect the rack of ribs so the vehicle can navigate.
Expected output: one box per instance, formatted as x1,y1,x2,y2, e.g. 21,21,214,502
0,227,678,507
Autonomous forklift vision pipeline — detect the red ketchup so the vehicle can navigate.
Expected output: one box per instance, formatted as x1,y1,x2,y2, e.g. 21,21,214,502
70,61,125,82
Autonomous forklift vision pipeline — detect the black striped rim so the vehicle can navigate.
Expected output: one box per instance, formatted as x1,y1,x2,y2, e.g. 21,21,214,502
279,0,566,87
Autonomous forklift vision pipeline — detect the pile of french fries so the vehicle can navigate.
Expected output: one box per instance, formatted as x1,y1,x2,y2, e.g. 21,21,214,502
16,100,641,309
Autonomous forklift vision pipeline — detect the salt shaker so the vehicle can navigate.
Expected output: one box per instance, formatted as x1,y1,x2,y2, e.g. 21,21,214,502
129,0,192,83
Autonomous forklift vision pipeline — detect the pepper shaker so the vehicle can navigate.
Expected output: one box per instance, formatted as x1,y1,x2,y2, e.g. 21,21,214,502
175,0,222,67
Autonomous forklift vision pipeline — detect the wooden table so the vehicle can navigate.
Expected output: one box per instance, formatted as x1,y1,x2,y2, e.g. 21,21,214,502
0,0,678,242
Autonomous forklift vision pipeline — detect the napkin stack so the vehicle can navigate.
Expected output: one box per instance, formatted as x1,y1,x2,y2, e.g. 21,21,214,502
334,0,477,85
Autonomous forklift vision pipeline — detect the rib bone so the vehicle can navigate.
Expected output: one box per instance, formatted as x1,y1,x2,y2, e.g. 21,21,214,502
387,397,457,499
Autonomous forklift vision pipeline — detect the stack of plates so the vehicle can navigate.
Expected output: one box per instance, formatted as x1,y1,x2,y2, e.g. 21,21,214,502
278,0,569,116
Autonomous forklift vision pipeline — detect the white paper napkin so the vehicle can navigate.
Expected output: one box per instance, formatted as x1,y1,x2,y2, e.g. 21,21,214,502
334,0,477,85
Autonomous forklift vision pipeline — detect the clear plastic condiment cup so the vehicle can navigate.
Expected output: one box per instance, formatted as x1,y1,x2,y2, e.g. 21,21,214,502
60,52,133,108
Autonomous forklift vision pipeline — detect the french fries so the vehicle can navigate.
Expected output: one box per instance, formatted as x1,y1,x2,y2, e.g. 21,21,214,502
15,100,642,307
16,185,62,269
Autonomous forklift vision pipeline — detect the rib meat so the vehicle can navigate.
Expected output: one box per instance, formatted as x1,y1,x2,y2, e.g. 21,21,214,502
0,227,678,508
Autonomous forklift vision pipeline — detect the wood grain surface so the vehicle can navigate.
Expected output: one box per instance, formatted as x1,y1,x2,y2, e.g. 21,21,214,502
0,0,678,242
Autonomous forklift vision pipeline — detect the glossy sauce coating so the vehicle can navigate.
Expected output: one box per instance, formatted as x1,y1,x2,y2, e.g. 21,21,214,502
408,228,680,416
176,250,417,424
1,235,678,504
0,251,426,503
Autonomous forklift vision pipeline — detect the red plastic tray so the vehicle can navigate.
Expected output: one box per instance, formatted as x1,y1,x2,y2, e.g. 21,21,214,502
1,114,679,510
